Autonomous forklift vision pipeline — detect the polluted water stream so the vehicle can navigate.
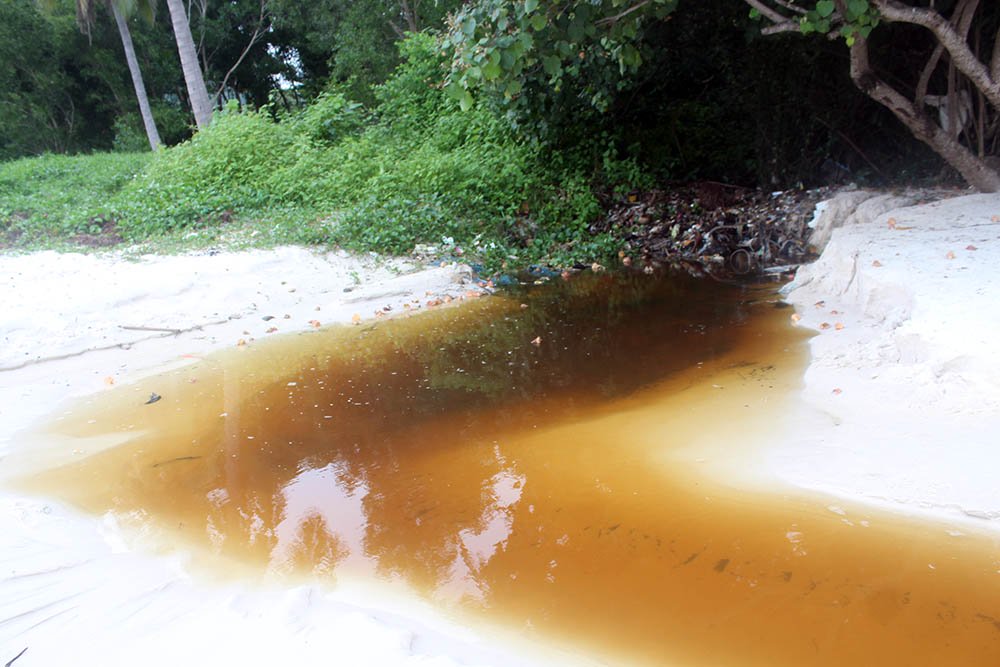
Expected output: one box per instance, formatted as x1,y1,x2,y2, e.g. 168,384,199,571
9,271,1000,666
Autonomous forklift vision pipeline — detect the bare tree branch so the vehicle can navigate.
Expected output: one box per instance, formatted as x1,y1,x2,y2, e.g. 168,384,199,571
873,0,1000,110
916,0,977,108
215,0,270,100
761,21,804,35
388,17,407,40
743,0,790,25
400,0,419,32
991,24,1000,81
844,24,1000,188
595,0,652,27
770,0,807,15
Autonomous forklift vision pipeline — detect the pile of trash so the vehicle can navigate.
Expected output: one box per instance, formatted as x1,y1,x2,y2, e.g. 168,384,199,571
594,183,832,281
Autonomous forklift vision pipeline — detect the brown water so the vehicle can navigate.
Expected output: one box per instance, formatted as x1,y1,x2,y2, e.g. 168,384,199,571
15,272,1000,666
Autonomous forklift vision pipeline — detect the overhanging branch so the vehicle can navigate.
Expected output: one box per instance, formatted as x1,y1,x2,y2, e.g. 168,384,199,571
873,0,1000,109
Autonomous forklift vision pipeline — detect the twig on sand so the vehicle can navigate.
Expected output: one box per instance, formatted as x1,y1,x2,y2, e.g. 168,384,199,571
6,647,27,667
119,325,183,334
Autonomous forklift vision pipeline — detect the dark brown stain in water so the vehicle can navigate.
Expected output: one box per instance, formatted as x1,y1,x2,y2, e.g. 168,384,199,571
14,272,1000,667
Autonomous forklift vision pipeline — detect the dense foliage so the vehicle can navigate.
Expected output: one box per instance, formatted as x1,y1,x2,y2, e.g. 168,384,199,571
2,35,624,268
4,0,996,268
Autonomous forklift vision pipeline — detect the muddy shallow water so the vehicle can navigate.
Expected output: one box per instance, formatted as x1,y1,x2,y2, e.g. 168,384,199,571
14,272,1000,666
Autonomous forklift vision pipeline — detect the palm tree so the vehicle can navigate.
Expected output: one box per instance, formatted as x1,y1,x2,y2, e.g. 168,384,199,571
72,0,163,150
163,0,213,129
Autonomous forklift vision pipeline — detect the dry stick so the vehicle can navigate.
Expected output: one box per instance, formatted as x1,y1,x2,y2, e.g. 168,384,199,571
5,647,27,667
215,0,269,100
595,0,652,27
119,325,184,334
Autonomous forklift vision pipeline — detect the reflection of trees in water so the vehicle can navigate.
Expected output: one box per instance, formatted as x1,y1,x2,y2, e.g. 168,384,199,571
137,272,759,593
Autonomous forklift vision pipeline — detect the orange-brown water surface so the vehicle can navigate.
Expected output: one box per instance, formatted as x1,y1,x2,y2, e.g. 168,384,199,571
14,272,1000,666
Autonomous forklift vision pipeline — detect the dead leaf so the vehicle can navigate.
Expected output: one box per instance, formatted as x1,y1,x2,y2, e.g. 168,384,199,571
819,322,831,330
992,215,1000,222
591,262,605,272
464,290,481,299
622,256,633,267
887,217,897,229
351,313,362,325
265,326,278,333
790,313,801,323
966,244,978,251
426,299,442,307
832,388,843,395
830,309,840,315
946,250,956,259
236,338,247,347
531,336,542,346
814,300,826,308
835,322,845,330
103,376,115,386
520,303,529,309
872,260,883,267
561,270,572,281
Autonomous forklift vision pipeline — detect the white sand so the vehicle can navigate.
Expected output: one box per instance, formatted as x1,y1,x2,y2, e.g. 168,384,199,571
1,192,999,664
775,189,1000,525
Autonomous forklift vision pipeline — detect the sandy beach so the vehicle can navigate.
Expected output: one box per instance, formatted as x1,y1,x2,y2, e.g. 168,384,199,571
1,189,999,665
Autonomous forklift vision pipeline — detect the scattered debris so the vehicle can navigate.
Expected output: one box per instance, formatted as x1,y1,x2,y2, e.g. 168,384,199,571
145,392,161,405
593,183,828,280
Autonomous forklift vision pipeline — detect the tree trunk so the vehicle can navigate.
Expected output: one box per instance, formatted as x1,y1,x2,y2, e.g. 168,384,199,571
164,0,214,129
848,36,1000,192
110,2,162,150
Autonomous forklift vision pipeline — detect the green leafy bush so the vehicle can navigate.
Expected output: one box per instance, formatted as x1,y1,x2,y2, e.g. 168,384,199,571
113,107,295,236
6,32,625,270
0,152,150,242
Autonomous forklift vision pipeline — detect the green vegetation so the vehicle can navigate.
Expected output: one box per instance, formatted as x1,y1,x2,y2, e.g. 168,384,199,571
1,35,626,269
0,152,150,245
4,0,999,266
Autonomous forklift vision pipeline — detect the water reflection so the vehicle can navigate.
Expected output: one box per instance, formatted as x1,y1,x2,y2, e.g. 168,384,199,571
20,271,1000,666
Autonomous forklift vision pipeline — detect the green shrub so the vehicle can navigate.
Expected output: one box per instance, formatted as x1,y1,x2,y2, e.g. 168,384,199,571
0,152,150,242
113,107,295,236
290,88,369,146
